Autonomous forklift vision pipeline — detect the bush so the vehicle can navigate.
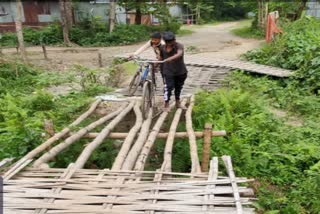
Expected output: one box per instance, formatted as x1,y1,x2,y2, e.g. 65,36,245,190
193,84,320,213
0,32,16,47
0,22,181,47
244,17,320,94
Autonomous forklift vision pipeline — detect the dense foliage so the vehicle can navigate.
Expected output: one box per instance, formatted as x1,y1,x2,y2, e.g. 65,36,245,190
0,61,115,161
193,72,320,213
245,17,320,94
0,21,181,47
191,16,320,213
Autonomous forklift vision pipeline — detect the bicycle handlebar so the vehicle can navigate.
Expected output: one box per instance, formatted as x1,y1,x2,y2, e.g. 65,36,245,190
131,57,165,64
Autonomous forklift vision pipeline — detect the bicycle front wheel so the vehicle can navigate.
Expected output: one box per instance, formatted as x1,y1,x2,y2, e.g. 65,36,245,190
128,72,141,96
141,81,153,120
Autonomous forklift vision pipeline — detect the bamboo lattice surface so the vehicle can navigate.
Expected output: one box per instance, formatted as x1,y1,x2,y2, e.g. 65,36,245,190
4,157,254,214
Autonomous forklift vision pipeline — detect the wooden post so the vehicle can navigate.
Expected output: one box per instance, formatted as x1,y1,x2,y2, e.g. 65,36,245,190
41,44,48,60
44,119,55,137
201,123,212,172
98,52,102,67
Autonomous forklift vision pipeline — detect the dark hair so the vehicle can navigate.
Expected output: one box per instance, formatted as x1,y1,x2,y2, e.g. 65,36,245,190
163,31,175,41
151,32,162,39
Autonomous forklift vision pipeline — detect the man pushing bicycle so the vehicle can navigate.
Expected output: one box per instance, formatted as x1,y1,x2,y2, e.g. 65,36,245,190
160,32,188,111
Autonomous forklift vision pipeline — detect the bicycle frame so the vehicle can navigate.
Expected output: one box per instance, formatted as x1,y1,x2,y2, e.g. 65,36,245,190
141,64,151,83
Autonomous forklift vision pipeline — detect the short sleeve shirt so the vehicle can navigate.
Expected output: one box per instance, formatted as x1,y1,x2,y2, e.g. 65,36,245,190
160,42,188,76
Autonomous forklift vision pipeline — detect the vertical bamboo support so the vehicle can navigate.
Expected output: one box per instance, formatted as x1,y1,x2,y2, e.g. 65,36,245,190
201,123,212,172
98,52,102,67
41,44,48,60
186,95,201,174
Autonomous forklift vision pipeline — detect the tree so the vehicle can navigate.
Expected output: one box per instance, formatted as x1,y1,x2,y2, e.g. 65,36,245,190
135,0,142,25
109,0,116,32
257,0,269,30
15,0,27,62
59,0,71,45
65,1,74,28
118,0,149,25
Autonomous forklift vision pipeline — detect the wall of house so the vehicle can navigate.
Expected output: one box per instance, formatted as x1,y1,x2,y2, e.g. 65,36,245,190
38,2,61,23
0,1,61,24
306,0,320,18
0,2,23,23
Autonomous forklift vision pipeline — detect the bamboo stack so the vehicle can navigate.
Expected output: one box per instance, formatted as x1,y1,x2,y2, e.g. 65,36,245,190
3,157,254,214
3,97,255,213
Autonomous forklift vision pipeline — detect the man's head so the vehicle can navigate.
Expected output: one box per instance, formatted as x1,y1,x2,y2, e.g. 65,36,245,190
150,32,162,47
163,31,176,46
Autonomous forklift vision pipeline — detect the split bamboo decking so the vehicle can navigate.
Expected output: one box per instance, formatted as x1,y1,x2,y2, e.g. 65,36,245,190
116,53,292,77
2,96,255,214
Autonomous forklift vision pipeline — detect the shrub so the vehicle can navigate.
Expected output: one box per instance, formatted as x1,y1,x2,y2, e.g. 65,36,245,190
0,22,181,47
193,85,320,213
244,17,320,94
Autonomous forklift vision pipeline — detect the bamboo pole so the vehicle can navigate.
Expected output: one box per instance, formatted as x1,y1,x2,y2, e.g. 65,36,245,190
162,99,187,172
98,52,102,67
222,155,243,214
41,44,48,60
112,103,143,170
201,123,212,172
186,95,201,174
81,130,227,139
33,102,128,167
3,159,32,181
134,103,175,171
203,157,218,211
3,99,102,180
121,109,153,170
74,102,135,169
0,158,14,169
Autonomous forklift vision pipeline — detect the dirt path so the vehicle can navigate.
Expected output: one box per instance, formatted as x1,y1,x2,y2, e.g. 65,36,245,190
2,21,262,71
179,21,262,59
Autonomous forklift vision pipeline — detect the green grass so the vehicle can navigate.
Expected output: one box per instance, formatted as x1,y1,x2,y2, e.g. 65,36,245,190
231,19,264,39
193,71,320,213
122,61,138,75
176,29,194,36
232,26,264,39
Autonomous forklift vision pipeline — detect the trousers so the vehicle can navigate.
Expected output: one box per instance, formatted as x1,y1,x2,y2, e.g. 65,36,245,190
163,73,187,102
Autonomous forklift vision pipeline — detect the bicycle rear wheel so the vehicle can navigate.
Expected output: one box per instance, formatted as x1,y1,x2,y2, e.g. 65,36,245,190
141,81,153,120
128,72,141,96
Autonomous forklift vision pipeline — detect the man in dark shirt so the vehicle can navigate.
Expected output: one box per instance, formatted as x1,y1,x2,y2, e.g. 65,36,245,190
160,32,188,111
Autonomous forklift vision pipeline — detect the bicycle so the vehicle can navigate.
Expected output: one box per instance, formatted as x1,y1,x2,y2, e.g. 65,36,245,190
128,58,164,119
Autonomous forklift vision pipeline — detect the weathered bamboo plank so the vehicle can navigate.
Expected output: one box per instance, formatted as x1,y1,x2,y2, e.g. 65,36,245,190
163,99,187,172
33,103,128,167
75,101,135,169
222,155,243,214
134,103,175,171
81,130,227,139
0,158,14,168
112,103,143,170
121,109,153,170
186,95,201,174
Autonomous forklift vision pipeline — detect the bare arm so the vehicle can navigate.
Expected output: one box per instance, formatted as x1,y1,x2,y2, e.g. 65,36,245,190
165,44,184,62
132,40,151,56
165,49,183,62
